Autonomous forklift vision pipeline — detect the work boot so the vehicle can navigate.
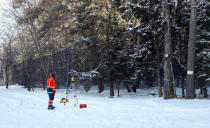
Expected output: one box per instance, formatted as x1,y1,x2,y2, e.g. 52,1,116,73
52,105,55,109
48,105,54,110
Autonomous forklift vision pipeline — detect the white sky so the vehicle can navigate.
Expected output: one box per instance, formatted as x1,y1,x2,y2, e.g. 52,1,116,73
0,0,13,30
0,0,9,20
0,0,14,44
0,0,9,44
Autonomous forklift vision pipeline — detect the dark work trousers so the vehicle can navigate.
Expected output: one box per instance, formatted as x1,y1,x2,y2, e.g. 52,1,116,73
47,88,55,105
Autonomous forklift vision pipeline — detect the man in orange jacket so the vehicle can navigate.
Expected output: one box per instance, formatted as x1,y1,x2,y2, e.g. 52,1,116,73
47,73,56,110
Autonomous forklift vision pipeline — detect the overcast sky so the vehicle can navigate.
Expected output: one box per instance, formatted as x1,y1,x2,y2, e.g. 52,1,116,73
0,0,11,44
0,0,9,19
0,0,12,29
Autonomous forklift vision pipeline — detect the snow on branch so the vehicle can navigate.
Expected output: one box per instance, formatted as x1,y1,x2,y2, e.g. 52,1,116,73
69,63,101,80
205,78,210,81
198,73,207,78
74,37,92,44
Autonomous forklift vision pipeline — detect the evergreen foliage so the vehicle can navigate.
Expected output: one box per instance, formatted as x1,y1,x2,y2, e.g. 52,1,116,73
0,0,209,97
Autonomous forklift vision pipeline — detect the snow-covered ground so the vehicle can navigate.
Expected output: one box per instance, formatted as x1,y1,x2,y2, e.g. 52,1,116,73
0,85,210,128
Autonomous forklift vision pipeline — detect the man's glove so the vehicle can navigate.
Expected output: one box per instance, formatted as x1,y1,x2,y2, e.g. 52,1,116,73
53,90,56,96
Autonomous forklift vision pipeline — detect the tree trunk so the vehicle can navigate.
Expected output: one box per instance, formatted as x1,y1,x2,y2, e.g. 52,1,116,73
198,77,208,98
176,75,180,87
132,80,137,93
157,62,163,97
98,77,104,93
106,6,114,98
117,81,120,97
110,80,114,97
5,66,9,89
186,0,197,99
155,38,162,97
203,86,208,98
132,85,137,93
162,0,176,99
26,60,31,92
5,49,9,89
26,75,31,92
124,81,131,93
200,85,203,95
181,74,185,98
42,70,46,90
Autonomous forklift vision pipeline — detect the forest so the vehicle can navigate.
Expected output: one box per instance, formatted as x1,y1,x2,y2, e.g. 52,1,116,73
0,0,209,99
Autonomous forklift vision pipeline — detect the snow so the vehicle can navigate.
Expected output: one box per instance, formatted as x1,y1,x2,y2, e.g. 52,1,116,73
198,73,207,78
1,86,210,128
70,69,100,80
187,70,194,75
205,78,210,81
74,37,91,44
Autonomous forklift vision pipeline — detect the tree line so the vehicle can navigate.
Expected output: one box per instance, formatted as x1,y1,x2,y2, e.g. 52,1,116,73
0,0,209,99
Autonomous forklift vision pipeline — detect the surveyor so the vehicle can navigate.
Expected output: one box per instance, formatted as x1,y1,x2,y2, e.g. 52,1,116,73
47,73,56,110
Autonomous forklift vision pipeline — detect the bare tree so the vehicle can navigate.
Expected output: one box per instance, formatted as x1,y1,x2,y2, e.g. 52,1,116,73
16,27,35,91
11,1,50,85
0,32,14,89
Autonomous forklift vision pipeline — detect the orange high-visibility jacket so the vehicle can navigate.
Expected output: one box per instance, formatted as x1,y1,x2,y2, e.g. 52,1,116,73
47,73,55,90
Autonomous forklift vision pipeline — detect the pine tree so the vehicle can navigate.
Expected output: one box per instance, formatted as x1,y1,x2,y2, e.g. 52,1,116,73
194,0,210,97
123,0,163,92
172,0,190,98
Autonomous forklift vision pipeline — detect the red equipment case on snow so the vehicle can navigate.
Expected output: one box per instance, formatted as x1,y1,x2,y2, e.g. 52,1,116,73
80,104,87,108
